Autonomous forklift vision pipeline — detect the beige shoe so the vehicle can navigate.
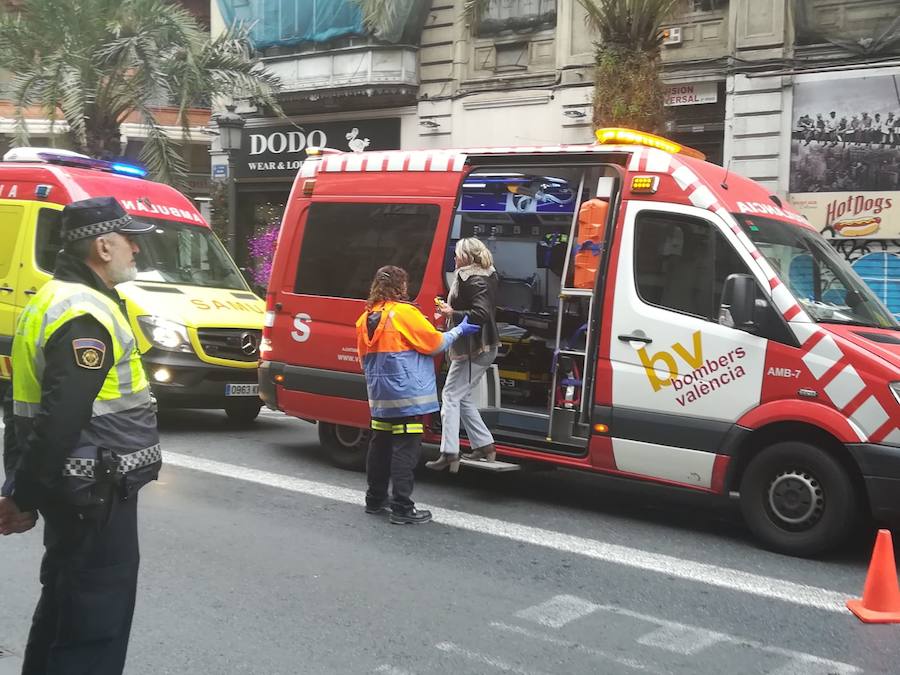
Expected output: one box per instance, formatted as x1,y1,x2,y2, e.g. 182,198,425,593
462,444,496,462
425,453,461,473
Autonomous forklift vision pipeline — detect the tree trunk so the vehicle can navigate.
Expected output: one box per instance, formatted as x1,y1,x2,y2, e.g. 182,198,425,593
592,49,668,134
80,121,124,159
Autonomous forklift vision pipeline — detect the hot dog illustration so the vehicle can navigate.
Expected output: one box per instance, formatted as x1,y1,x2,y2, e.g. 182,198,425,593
833,216,881,237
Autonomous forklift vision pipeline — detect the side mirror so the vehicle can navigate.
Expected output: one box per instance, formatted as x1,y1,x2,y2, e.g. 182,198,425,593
719,273,757,331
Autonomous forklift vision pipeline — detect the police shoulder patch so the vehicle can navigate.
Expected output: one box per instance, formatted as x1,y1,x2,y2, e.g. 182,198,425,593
72,338,106,370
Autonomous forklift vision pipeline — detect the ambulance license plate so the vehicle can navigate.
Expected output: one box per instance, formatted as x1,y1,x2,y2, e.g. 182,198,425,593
225,383,258,397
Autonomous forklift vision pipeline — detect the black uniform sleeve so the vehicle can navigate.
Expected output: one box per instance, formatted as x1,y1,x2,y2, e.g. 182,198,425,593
11,315,113,510
2,385,17,497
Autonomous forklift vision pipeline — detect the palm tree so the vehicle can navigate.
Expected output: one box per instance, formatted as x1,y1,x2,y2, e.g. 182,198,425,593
0,0,282,189
577,0,677,133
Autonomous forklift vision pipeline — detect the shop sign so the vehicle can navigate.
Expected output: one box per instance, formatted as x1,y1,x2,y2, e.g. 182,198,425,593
235,118,401,179
664,82,718,106
789,191,900,238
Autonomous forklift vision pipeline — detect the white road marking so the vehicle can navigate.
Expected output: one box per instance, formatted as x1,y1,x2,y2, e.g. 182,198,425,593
491,623,666,674
603,604,860,674
374,666,416,675
163,452,850,613
434,642,549,675
635,624,724,655
514,594,600,628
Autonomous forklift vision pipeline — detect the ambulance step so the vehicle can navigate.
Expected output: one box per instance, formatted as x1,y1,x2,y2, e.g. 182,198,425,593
559,288,593,297
459,457,521,472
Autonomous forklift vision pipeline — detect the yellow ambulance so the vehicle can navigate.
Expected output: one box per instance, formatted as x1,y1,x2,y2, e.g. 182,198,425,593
0,148,265,422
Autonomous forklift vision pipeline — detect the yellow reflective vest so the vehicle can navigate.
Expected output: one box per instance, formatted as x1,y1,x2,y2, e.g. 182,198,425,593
12,279,161,503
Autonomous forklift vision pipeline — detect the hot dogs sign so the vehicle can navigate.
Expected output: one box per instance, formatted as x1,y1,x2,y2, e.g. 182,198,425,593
787,72,900,240
790,192,899,239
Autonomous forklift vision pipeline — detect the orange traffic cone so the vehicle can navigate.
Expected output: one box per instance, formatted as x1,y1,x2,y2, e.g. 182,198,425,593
847,529,900,623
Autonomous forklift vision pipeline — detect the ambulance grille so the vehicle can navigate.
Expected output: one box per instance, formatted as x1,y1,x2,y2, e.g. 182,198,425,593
196,328,261,362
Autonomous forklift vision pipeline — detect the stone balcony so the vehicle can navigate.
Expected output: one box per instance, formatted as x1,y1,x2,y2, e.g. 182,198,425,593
262,45,419,103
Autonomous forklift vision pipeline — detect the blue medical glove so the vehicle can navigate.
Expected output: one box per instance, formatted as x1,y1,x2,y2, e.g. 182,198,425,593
457,315,481,336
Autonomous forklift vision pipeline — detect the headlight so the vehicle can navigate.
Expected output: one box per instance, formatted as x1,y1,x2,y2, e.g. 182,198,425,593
891,382,900,406
137,316,194,353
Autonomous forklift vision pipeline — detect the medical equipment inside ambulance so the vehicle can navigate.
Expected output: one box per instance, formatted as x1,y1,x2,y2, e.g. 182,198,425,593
451,169,612,414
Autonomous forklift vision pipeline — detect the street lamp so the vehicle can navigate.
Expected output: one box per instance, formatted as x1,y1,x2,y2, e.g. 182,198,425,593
212,104,245,256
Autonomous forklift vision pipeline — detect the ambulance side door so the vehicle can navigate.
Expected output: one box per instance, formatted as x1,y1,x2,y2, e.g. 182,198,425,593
607,202,768,490
0,201,26,352
16,205,61,319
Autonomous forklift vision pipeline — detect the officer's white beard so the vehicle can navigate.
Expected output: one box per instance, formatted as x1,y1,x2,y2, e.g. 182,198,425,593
109,261,138,285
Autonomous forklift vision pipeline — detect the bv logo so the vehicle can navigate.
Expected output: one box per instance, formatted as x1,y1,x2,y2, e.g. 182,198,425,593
291,313,312,343
638,331,704,392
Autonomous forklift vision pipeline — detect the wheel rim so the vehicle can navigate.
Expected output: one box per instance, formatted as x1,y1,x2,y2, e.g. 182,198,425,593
334,425,366,448
766,469,824,530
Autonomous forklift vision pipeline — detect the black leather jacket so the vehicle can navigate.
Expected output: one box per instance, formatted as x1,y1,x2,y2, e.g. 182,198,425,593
449,270,499,359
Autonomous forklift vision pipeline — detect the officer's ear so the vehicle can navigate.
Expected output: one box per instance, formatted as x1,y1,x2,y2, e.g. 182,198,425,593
94,236,114,263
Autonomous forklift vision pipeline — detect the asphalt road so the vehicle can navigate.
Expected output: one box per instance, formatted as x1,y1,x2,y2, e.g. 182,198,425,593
1,409,898,674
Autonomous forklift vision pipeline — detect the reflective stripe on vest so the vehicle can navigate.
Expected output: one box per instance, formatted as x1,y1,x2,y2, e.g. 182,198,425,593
370,420,424,435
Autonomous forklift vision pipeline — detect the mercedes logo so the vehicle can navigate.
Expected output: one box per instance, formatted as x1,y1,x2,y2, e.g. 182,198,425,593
240,332,259,356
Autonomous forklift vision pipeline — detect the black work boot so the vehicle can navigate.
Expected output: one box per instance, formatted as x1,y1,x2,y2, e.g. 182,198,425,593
390,508,433,525
365,501,391,515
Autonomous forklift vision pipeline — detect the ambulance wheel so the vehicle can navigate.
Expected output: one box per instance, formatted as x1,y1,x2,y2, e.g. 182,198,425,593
739,441,858,557
319,423,369,471
224,399,262,424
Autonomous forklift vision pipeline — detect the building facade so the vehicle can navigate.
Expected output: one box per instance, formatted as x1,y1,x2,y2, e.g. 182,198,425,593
212,0,900,314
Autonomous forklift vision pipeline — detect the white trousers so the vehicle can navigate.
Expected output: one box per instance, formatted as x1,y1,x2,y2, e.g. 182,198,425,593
440,347,498,456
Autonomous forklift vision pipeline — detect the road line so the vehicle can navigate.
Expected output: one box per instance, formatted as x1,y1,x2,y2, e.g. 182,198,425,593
374,665,416,675
491,623,666,674
514,594,601,628
635,624,724,655
434,641,549,675
163,451,851,613
601,605,860,674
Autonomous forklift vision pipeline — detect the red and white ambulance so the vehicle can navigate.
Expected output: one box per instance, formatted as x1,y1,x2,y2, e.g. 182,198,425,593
260,128,900,556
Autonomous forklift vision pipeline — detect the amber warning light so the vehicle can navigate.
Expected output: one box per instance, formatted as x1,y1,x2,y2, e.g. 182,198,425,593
631,176,659,194
595,127,706,161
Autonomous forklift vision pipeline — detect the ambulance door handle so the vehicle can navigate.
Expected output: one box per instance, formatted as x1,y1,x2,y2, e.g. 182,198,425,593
24,288,37,296
0,285,13,293
618,332,652,344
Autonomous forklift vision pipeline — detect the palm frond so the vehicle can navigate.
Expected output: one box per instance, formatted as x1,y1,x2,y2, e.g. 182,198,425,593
0,0,282,185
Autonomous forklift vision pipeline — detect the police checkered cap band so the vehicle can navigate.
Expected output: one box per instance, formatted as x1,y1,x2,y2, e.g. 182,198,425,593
62,214,135,242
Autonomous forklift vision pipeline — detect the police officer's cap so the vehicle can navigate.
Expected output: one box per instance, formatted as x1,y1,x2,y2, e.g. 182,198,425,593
61,196,155,243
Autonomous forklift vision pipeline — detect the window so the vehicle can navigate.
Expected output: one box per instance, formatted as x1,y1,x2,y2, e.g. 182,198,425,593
35,208,63,274
634,212,751,321
476,0,557,37
0,204,24,277
294,203,440,299
133,219,248,290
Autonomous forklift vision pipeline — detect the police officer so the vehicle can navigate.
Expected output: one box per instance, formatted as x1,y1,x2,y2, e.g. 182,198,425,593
0,197,162,675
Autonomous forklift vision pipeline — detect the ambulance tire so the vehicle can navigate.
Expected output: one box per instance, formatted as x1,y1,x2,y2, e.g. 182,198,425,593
319,423,369,472
740,441,857,557
224,399,262,424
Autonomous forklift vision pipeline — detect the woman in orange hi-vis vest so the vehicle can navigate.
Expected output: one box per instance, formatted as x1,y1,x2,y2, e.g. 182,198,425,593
356,266,479,525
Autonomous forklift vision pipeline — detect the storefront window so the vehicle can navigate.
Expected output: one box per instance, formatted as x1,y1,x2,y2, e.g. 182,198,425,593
235,191,286,291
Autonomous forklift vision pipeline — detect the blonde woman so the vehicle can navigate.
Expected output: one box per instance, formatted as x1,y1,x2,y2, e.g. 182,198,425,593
426,238,500,472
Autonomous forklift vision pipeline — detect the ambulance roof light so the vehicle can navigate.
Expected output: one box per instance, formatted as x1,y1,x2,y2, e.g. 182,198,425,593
594,128,706,161
3,147,148,178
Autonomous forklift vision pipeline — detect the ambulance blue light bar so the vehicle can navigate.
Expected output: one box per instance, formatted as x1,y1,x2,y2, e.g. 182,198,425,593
111,162,148,178
3,148,148,179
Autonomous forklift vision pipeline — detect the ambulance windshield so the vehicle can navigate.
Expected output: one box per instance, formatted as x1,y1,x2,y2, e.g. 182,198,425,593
133,219,248,291
735,214,898,329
